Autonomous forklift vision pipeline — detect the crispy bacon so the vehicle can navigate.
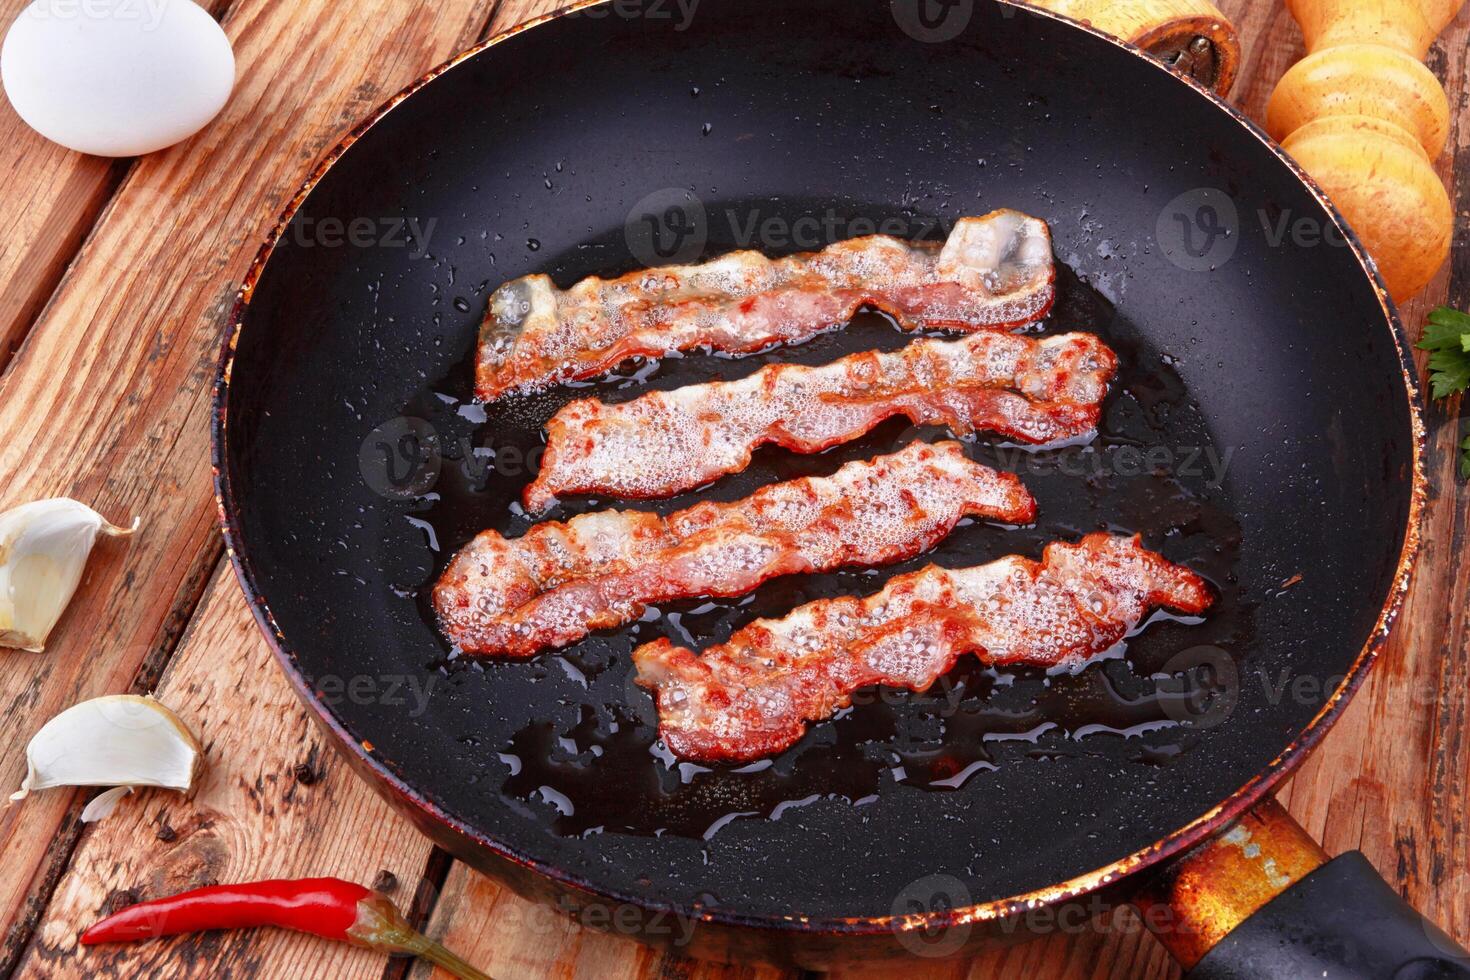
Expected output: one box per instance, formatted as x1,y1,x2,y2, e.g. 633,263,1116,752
633,534,1214,763
523,331,1116,511
434,441,1035,657
475,209,1054,400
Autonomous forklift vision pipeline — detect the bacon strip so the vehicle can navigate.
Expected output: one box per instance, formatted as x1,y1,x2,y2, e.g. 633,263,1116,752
524,330,1115,511
476,209,1054,400
633,534,1214,763
435,441,1035,657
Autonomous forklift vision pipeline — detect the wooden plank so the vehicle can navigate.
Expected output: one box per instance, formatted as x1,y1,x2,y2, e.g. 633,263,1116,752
0,0,136,373
0,142,120,372
14,566,447,977
0,0,497,968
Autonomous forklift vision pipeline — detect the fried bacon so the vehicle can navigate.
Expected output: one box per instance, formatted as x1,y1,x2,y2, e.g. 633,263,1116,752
434,441,1035,657
475,209,1054,400
633,534,1214,763
523,330,1116,511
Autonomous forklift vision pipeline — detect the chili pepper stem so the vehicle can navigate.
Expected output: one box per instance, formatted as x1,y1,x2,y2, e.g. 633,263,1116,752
348,894,492,980
397,931,494,980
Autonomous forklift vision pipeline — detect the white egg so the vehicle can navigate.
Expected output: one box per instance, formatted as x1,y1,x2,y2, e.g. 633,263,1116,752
1,0,235,157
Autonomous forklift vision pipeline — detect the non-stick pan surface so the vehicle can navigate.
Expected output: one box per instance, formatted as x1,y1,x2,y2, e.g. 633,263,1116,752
215,0,1420,933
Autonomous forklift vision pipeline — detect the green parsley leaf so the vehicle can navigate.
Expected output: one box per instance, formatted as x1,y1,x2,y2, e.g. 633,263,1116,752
1420,307,1470,351
1427,350,1470,399
1417,307,1470,479
1418,307,1470,400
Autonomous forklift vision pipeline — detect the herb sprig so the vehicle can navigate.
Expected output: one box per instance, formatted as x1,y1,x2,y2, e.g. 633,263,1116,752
1417,306,1470,478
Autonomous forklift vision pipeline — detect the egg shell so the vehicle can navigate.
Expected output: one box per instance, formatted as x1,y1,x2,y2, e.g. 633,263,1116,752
1,0,235,157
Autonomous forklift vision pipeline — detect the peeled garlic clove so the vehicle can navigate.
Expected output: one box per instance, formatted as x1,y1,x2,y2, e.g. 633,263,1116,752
10,695,201,809
0,498,137,653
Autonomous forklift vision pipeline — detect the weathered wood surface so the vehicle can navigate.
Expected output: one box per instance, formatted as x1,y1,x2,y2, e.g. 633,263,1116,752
0,0,1465,978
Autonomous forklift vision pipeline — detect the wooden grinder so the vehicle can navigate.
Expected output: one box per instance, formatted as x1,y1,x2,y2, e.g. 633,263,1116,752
1268,0,1465,299
1025,0,1242,94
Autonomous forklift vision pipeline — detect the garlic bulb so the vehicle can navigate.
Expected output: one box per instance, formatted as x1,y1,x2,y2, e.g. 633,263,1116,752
10,695,202,817
0,498,137,653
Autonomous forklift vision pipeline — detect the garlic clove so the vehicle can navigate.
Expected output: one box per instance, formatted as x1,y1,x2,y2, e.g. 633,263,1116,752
0,498,137,653
10,695,202,807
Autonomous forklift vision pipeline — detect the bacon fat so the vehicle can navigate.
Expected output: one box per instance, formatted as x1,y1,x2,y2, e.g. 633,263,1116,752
633,534,1214,763
475,209,1054,400
435,441,1036,657
523,330,1116,511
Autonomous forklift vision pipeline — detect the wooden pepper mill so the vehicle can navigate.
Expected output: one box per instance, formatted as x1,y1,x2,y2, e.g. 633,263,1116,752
1267,0,1465,300
1025,0,1241,94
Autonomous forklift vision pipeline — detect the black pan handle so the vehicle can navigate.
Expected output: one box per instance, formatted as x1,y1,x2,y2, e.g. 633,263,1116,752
1135,797,1470,979
1186,850,1470,979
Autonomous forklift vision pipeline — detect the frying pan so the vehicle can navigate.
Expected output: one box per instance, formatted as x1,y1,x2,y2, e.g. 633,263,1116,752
212,0,1455,972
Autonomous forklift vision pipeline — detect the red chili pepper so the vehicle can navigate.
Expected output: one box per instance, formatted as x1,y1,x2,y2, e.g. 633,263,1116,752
81,877,490,980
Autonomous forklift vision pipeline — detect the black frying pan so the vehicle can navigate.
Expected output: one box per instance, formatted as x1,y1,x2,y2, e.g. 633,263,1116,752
212,0,1446,971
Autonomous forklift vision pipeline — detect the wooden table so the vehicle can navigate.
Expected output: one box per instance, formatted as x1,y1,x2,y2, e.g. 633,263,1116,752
0,0,1465,976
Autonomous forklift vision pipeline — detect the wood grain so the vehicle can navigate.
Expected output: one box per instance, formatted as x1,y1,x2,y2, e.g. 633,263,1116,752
0,0,497,969
2,0,1468,977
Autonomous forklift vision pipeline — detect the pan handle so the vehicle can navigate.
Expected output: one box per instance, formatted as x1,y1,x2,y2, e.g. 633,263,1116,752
1133,797,1470,979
